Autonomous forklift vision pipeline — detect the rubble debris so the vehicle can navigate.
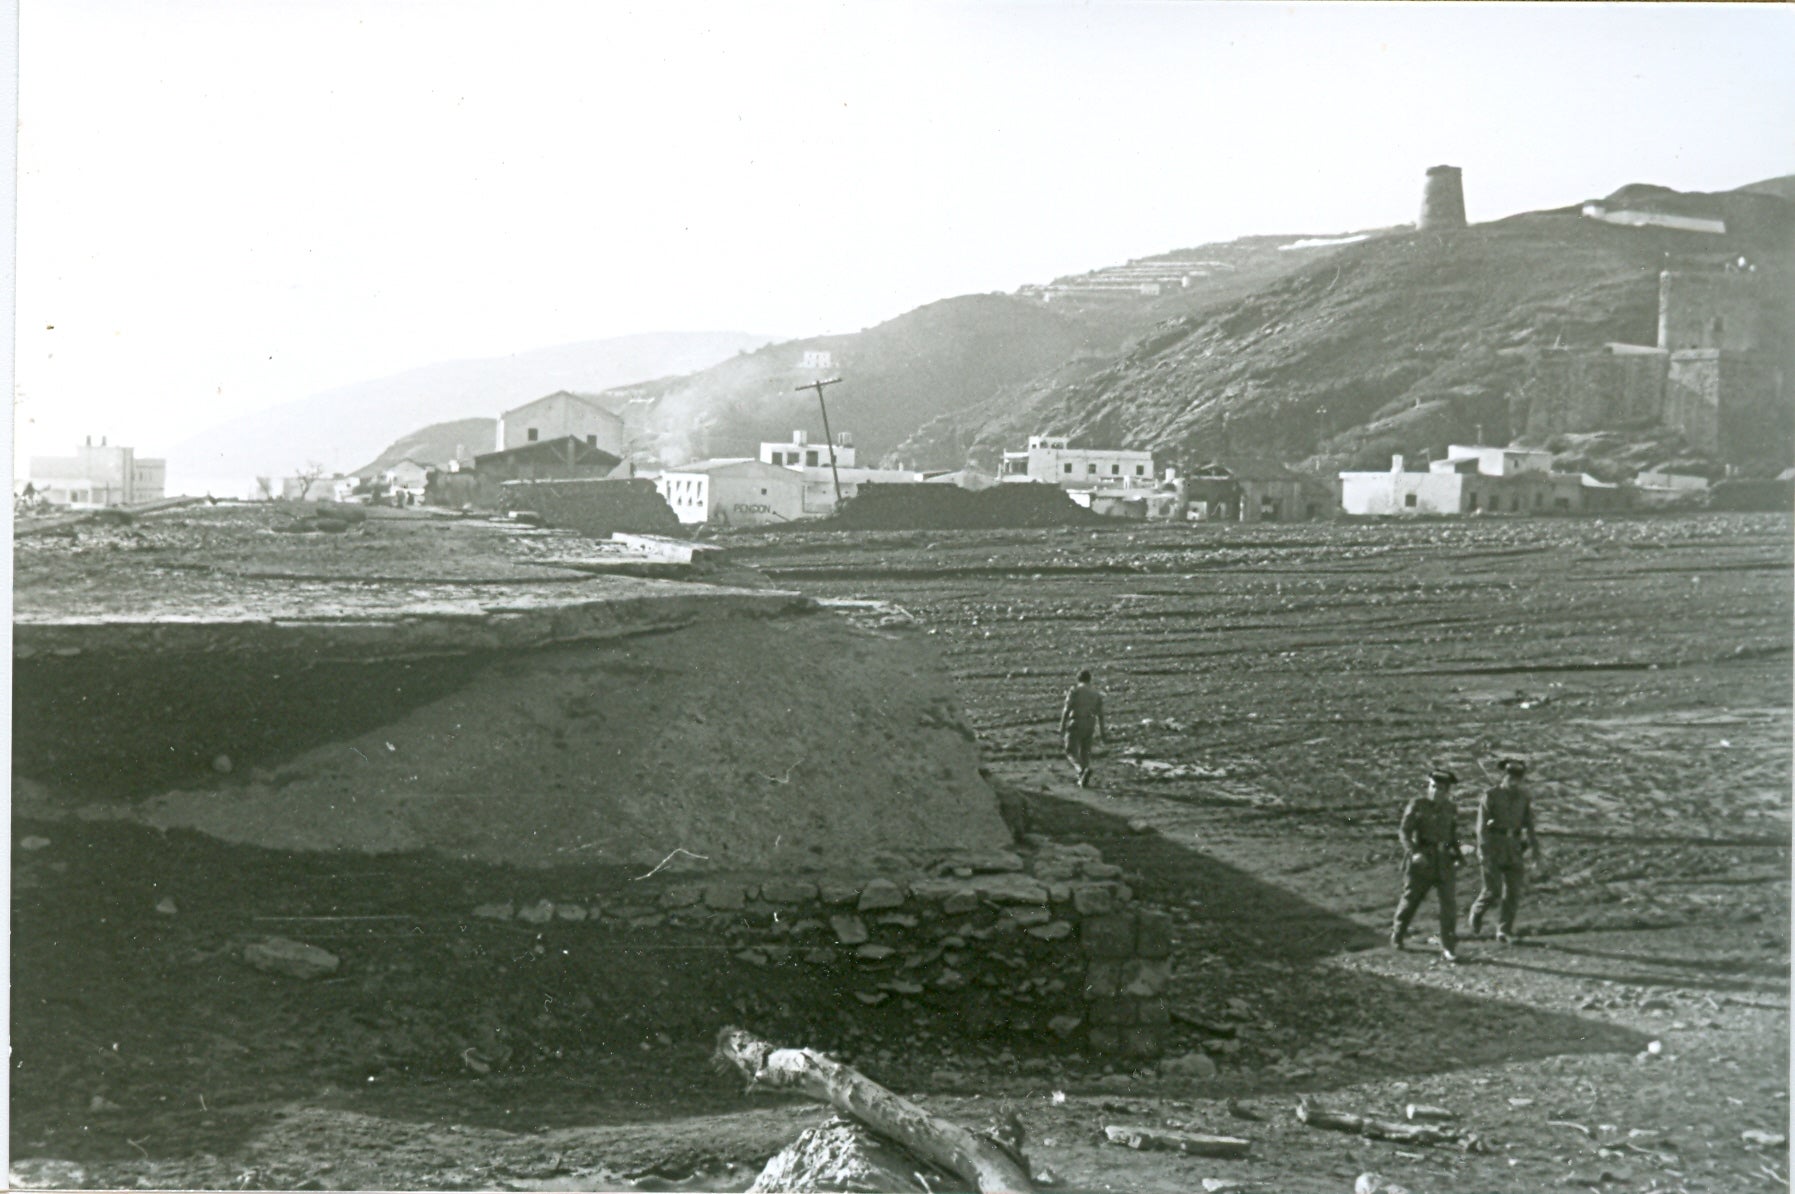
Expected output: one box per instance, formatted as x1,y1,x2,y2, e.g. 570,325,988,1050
1101,1124,1251,1157
1354,1174,1417,1194
715,1025,1035,1194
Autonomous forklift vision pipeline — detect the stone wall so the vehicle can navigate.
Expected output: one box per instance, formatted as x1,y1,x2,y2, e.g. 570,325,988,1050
466,836,1173,1058
1518,348,1668,438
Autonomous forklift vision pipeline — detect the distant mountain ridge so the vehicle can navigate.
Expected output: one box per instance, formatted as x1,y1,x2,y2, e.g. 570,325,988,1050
167,331,774,483
891,177,1794,476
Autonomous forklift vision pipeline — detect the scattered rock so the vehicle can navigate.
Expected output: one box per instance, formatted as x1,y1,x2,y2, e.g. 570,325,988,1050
1159,1051,1218,1080
1743,1129,1788,1148
472,902,513,921
1407,1103,1455,1121
830,915,870,945
1355,1175,1415,1194
857,878,907,911
154,898,178,916
19,836,52,852
212,754,233,774
516,900,556,925
243,937,340,980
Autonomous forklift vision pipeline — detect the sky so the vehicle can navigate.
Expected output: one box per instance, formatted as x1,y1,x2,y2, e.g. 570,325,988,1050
10,0,1795,470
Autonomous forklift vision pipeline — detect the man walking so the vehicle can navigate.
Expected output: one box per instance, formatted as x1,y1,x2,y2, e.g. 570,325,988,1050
1059,669,1107,788
1392,768,1463,963
1470,758,1544,943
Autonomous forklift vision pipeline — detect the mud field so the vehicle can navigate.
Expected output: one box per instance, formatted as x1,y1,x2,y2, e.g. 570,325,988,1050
12,511,1793,1193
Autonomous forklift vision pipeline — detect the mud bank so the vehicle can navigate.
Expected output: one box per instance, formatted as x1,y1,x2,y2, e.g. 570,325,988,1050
15,603,1014,870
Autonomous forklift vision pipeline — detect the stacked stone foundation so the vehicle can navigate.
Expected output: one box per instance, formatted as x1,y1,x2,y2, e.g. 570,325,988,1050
468,836,1171,1058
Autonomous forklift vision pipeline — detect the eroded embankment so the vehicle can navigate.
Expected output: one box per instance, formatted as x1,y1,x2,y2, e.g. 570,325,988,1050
13,582,1014,870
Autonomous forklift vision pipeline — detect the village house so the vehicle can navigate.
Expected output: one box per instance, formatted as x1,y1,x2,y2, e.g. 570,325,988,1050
1339,446,1619,516
28,436,166,507
654,459,805,527
497,391,625,457
1000,435,1156,492
381,459,433,503
1180,458,1332,522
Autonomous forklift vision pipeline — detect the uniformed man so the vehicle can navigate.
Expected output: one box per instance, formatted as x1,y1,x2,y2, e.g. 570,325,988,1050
1469,758,1544,943
1392,768,1463,962
1059,669,1108,788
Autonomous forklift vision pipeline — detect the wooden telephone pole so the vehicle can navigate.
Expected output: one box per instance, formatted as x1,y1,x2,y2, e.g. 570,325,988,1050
794,376,844,511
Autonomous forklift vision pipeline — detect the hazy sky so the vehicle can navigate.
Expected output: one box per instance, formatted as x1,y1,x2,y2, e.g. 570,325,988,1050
12,1,1794,465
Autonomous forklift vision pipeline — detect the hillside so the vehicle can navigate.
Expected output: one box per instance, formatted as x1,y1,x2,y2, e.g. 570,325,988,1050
167,331,773,486
351,418,495,476
602,294,1118,467
597,235,1365,469
895,180,1794,475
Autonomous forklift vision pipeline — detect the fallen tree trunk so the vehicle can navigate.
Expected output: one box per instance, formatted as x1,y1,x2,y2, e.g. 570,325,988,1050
715,1026,1035,1194
1102,1124,1251,1157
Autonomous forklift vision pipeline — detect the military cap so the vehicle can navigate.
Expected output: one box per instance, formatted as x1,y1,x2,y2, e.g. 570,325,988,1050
1428,768,1458,786
1500,758,1528,776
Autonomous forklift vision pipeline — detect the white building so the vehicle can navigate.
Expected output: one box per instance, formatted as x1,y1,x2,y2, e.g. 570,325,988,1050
1339,449,1598,516
498,391,625,457
29,437,166,507
999,435,1156,491
759,429,856,469
654,459,805,527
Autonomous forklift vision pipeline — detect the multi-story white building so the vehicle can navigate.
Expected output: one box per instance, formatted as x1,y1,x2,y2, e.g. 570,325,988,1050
1000,435,1156,491
498,391,625,457
28,437,166,507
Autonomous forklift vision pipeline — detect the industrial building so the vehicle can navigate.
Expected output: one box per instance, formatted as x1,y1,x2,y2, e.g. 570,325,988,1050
655,459,805,527
497,391,626,458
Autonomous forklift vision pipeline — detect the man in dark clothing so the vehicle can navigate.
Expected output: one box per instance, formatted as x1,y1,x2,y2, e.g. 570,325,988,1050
1059,670,1107,788
1469,758,1544,943
1392,768,1463,963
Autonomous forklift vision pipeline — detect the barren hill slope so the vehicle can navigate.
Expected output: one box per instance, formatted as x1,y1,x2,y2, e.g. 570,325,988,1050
897,181,1794,475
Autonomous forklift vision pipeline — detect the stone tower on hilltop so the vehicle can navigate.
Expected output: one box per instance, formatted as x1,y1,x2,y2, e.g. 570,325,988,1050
1419,165,1467,230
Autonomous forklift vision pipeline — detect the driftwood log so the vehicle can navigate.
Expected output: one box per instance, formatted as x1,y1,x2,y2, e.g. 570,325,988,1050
1296,1098,1457,1146
715,1026,1035,1194
1102,1124,1251,1157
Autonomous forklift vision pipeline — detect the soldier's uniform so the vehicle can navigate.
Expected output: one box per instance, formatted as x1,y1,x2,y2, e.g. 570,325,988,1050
1470,760,1536,941
1392,769,1462,959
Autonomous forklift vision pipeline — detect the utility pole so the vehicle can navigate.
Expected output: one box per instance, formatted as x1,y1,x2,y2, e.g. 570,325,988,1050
795,376,844,511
